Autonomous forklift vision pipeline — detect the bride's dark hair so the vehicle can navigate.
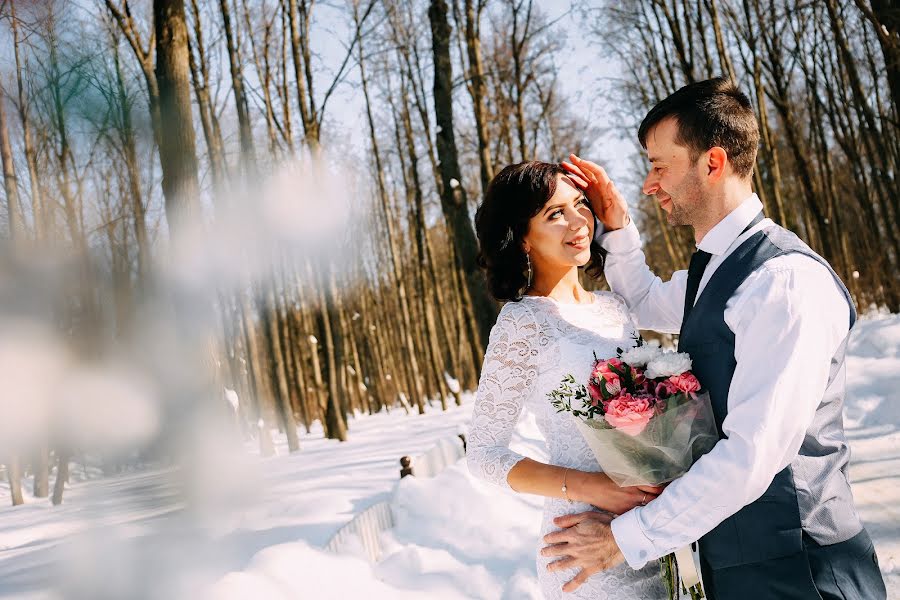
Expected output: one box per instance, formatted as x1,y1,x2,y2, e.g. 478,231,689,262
475,161,606,302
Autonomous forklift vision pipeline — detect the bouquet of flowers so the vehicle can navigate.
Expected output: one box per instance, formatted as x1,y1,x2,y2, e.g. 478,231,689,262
549,337,717,599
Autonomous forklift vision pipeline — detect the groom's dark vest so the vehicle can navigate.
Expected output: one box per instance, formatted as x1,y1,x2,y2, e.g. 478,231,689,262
677,222,864,598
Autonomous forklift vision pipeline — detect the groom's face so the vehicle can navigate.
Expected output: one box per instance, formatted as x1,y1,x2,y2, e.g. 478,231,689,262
641,118,706,227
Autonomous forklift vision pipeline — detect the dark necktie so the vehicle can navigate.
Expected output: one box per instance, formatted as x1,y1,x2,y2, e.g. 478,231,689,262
683,250,712,323
682,211,765,323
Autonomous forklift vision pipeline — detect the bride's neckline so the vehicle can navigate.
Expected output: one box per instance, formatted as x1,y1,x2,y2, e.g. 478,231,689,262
521,291,598,306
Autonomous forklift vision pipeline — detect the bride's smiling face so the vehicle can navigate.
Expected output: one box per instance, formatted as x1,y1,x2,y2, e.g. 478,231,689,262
523,174,594,272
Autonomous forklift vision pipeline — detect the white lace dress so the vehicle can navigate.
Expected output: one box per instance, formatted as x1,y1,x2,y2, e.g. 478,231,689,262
466,291,666,600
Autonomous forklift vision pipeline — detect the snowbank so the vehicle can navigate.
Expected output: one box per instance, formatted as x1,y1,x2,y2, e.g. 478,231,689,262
1,315,898,599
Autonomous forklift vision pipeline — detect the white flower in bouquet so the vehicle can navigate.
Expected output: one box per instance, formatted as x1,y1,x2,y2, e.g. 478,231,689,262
645,351,693,379
619,341,664,367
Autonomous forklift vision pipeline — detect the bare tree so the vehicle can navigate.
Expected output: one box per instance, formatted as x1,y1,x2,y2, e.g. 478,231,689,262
430,0,496,349
153,0,200,228
0,79,21,241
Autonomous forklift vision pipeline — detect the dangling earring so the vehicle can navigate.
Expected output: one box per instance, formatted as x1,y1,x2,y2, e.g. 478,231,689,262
526,252,533,289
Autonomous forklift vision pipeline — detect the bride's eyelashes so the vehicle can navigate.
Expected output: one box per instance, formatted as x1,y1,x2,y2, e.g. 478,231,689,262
548,198,590,220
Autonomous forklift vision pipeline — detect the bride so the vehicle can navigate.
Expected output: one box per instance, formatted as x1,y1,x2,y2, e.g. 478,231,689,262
467,161,666,599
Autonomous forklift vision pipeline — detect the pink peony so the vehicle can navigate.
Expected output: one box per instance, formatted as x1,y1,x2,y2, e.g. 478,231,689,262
603,393,655,436
668,372,701,394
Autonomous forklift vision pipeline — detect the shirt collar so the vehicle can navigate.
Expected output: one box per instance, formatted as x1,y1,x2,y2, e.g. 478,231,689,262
696,194,764,255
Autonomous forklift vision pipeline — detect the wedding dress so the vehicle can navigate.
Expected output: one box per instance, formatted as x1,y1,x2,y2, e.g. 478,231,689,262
467,291,666,599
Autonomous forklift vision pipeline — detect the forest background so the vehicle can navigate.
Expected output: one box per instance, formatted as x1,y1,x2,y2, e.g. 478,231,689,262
0,0,898,506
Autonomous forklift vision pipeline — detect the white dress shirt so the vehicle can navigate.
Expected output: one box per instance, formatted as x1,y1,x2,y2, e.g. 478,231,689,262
599,194,851,569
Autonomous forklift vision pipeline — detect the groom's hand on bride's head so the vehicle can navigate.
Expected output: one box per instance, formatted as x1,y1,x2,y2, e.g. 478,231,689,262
561,154,630,232
540,511,625,592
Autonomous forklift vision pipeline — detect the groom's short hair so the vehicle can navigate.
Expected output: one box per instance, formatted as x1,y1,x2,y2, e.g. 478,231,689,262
638,77,759,179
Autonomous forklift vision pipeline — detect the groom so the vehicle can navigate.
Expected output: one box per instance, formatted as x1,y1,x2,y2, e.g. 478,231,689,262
544,77,887,599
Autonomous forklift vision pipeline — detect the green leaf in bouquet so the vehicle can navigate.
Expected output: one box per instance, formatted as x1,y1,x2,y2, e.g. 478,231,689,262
606,361,627,378
660,554,678,600
598,380,612,401
606,360,634,390
548,375,594,418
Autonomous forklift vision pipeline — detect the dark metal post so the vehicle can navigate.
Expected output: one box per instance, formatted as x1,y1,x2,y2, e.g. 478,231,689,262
400,456,414,478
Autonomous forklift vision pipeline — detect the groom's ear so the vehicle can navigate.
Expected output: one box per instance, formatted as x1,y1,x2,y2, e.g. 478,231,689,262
705,146,728,182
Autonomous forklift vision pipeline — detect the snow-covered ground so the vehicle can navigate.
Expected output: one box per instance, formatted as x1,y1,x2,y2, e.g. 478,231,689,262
1,314,898,599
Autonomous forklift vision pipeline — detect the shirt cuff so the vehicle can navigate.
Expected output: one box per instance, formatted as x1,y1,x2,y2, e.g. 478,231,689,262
610,508,657,569
598,219,640,253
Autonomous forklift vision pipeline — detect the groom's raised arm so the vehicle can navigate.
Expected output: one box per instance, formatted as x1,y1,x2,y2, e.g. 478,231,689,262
598,220,687,334
609,255,850,569
564,154,686,333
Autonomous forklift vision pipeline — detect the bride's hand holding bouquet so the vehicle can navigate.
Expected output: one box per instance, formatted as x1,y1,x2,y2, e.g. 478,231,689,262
570,471,664,516
548,337,717,599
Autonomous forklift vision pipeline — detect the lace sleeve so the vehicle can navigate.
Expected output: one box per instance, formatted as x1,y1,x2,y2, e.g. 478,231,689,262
466,301,540,489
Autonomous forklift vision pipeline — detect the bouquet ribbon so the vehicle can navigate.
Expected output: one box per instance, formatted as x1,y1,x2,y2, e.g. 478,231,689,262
674,544,701,588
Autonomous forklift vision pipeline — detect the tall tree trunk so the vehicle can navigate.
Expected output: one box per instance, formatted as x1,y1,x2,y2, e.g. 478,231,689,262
509,0,533,161
383,0,444,199
754,73,787,226
105,0,164,152
0,82,21,241
187,0,226,187
656,0,696,83
317,262,349,439
286,301,312,430
278,4,294,148
112,46,150,282
239,292,277,451
33,445,49,498
429,0,496,350
707,0,736,81
286,0,317,148
6,455,24,506
10,1,41,238
45,14,84,251
825,0,899,238
243,2,281,158
857,0,900,128
51,451,69,506
275,266,307,430
737,0,788,227
464,0,493,193
219,0,257,173
392,97,451,406
356,2,427,413
756,1,834,259
154,0,201,229
262,283,300,451
399,87,459,406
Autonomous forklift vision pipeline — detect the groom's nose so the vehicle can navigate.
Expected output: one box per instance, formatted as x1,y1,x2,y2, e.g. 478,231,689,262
642,171,660,196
